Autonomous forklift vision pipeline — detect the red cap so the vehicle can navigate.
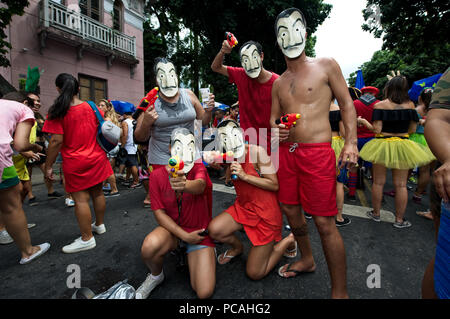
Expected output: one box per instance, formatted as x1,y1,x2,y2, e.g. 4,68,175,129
361,86,380,97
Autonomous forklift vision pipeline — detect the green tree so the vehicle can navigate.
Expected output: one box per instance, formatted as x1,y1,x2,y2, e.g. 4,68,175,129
144,0,332,105
0,0,29,67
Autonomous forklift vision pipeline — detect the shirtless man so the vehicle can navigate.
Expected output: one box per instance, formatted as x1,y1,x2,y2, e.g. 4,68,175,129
270,8,358,299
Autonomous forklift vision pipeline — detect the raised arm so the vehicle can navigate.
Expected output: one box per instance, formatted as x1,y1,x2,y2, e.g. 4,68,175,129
211,40,232,77
134,106,159,143
188,90,214,127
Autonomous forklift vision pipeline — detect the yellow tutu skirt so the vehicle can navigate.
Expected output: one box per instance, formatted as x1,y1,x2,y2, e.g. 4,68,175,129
360,135,435,169
331,136,344,165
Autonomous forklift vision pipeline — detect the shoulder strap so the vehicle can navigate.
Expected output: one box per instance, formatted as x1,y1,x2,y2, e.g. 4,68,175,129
86,101,104,125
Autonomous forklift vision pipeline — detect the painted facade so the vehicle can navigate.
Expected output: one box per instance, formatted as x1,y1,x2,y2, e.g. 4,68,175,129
0,0,146,114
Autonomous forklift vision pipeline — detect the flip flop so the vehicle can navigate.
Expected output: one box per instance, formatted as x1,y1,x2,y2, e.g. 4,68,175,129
19,243,50,265
277,263,314,278
283,241,298,258
416,210,433,220
217,250,241,265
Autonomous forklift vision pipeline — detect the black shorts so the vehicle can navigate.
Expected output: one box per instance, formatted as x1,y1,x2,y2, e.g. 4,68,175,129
124,154,138,168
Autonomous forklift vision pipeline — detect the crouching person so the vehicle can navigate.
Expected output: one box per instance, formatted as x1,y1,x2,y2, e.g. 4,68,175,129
136,128,216,299
205,120,295,280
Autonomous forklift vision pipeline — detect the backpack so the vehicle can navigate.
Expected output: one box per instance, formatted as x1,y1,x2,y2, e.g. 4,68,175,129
87,101,121,152
71,280,135,299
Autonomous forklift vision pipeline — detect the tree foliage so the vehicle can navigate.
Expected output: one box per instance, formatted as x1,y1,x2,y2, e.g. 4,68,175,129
350,0,450,93
144,0,332,105
0,0,29,67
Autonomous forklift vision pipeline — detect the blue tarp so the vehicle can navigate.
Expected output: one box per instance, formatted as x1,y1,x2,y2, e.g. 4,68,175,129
213,102,230,111
408,73,442,102
110,100,136,115
355,70,365,89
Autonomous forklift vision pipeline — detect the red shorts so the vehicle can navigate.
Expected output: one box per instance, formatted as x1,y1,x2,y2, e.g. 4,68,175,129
225,207,282,246
276,142,338,216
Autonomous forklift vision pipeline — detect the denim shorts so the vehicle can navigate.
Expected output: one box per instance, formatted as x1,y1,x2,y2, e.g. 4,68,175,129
185,243,210,254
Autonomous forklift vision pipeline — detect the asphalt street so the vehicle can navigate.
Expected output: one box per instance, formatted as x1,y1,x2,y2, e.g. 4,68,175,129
0,167,436,299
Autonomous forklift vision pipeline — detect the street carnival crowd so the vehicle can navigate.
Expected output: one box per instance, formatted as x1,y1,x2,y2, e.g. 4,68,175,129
0,8,449,300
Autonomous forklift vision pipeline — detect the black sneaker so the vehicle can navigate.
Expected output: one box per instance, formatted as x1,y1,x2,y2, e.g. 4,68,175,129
304,212,312,220
28,197,38,206
48,191,64,199
347,194,357,202
336,217,351,227
105,191,120,197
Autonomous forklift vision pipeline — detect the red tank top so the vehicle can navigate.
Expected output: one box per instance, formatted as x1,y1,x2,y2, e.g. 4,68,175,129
232,145,282,228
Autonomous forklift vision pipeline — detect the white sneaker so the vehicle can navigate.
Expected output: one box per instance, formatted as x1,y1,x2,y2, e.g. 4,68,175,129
62,236,96,253
135,272,164,299
0,230,14,245
20,243,51,264
65,198,75,207
91,223,106,235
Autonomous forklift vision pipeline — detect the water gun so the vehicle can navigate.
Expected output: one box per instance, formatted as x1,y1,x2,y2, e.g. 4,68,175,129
168,156,184,178
133,87,159,120
215,151,234,162
225,32,238,48
275,113,301,129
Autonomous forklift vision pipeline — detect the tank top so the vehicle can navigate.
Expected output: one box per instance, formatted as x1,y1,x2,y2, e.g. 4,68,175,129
232,145,282,228
329,110,341,133
124,118,137,154
148,89,197,165
372,109,418,134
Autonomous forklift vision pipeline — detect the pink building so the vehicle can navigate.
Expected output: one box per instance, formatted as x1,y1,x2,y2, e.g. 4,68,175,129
1,0,146,114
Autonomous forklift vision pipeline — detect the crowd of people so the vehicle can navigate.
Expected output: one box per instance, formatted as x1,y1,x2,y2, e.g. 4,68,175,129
0,7,448,300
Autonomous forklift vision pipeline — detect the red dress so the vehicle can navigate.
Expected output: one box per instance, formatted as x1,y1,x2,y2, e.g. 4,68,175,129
43,102,113,193
225,145,282,246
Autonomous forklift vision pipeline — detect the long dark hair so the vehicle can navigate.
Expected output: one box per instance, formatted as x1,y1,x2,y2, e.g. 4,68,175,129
48,73,79,120
384,75,410,104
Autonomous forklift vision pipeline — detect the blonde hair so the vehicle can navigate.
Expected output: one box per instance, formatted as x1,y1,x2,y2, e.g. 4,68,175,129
100,99,119,126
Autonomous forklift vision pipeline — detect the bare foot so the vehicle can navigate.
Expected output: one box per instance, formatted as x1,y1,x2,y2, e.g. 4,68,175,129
283,234,297,258
217,247,243,265
416,210,433,220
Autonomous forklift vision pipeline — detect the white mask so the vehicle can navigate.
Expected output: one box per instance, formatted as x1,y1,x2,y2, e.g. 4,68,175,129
156,61,179,98
171,131,195,174
217,121,245,159
276,10,307,59
240,44,262,79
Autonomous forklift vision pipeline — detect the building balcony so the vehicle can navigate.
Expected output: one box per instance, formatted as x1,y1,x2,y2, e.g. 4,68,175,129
38,0,138,69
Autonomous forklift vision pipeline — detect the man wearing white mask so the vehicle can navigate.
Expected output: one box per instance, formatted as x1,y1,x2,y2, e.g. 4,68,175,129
136,128,216,299
211,40,278,152
270,8,358,299
134,57,215,171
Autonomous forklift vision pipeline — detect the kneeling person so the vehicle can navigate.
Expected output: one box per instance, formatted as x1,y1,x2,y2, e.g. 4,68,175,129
206,120,295,280
136,128,215,299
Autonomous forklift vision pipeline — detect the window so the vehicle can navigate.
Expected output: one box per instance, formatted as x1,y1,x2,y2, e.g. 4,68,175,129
129,0,142,14
79,0,101,21
79,74,107,104
113,0,124,32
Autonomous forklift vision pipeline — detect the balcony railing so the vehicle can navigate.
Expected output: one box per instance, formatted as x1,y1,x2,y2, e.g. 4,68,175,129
40,0,136,58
